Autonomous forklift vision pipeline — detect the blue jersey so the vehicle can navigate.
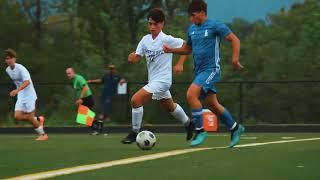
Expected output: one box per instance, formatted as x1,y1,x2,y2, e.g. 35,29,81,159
187,19,231,74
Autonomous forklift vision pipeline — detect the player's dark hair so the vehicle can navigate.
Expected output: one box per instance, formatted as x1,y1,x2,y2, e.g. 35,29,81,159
147,8,165,23
4,48,17,58
188,0,207,15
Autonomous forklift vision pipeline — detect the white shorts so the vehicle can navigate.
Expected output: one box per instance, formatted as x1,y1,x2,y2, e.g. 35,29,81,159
15,100,36,113
143,81,172,100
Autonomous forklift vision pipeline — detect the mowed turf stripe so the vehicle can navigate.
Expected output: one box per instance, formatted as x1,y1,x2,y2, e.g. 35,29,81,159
7,137,320,180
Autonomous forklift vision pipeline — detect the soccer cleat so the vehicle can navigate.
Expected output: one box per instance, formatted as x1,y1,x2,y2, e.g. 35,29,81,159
97,120,104,132
185,119,195,141
91,131,100,135
229,124,245,148
36,134,48,141
121,131,138,144
38,116,45,127
190,130,208,147
91,120,102,135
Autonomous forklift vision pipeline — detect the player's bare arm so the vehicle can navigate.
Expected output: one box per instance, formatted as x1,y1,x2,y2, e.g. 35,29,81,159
174,55,188,75
87,79,102,84
163,43,192,55
128,52,141,64
9,80,30,97
75,86,87,105
225,32,243,70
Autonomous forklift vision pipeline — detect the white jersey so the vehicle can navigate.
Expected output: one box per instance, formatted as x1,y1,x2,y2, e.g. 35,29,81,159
6,63,37,102
136,31,184,84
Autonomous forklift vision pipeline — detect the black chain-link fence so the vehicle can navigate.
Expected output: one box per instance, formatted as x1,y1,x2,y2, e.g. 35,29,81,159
1,81,319,126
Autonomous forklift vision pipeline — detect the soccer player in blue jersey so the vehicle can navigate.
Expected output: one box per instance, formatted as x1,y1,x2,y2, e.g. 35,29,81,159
163,0,245,147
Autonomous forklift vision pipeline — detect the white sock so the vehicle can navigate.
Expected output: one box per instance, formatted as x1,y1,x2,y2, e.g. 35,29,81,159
132,106,143,133
170,104,189,127
35,126,45,135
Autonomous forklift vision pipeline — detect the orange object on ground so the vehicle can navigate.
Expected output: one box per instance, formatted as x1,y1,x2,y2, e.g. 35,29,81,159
202,109,218,132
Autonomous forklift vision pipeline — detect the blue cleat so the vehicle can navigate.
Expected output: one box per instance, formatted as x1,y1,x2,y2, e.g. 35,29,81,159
190,131,208,147
229,124,245,148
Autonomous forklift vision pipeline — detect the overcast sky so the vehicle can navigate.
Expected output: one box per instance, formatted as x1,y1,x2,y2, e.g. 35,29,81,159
207,0,304,22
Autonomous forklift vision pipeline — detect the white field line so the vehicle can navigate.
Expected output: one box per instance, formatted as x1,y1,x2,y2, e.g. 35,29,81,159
6,137,320,180
241,137,258,140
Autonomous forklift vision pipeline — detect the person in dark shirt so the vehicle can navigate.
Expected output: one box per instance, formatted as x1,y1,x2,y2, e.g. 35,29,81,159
88,64,126,122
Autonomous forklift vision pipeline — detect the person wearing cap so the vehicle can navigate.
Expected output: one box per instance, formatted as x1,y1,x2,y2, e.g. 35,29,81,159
88,64,126,126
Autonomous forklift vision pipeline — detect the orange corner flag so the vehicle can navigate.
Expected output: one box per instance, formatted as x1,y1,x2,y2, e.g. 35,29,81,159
76,105,95,126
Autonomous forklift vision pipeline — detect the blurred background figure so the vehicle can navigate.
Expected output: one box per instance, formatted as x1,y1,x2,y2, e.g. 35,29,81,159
88,64,126,123
66,67,103,135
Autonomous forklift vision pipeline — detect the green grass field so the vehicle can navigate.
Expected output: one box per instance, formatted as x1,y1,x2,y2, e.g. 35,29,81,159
1,133,320,180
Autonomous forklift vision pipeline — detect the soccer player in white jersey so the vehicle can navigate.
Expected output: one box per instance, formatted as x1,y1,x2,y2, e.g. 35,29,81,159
4,49,48,141
121,8,195,144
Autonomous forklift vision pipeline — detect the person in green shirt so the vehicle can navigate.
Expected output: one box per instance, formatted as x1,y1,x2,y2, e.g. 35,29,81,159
66,67,103,135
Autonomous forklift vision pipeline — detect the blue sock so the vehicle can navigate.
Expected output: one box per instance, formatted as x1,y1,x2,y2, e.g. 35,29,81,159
219,108,237,130
192,109,203,130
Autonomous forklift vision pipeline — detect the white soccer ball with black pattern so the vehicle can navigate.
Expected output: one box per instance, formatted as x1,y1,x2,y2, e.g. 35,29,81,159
136,131,157,150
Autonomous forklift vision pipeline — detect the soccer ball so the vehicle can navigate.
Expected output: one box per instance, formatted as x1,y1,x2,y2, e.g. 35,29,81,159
136,130,157,150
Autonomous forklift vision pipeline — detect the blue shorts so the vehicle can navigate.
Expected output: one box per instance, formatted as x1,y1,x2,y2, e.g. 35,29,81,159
193,69,221,98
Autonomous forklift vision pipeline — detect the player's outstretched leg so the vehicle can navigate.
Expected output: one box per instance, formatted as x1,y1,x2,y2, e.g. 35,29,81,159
190,109,208,146
205,93,245,147
15,111,48,141
187,84,208,147
122,88,152,144
165,101,195,141
160,98,195,141
229,124,245,147
185,119,195,141
35,116,48,141
219,109,245,147
121,106,142,144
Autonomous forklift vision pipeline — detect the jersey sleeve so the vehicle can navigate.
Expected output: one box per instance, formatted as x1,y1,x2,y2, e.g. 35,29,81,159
166,35,184,48
135,38,145,56
78,76,87,87
215,22,232,39
20,66,31,82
